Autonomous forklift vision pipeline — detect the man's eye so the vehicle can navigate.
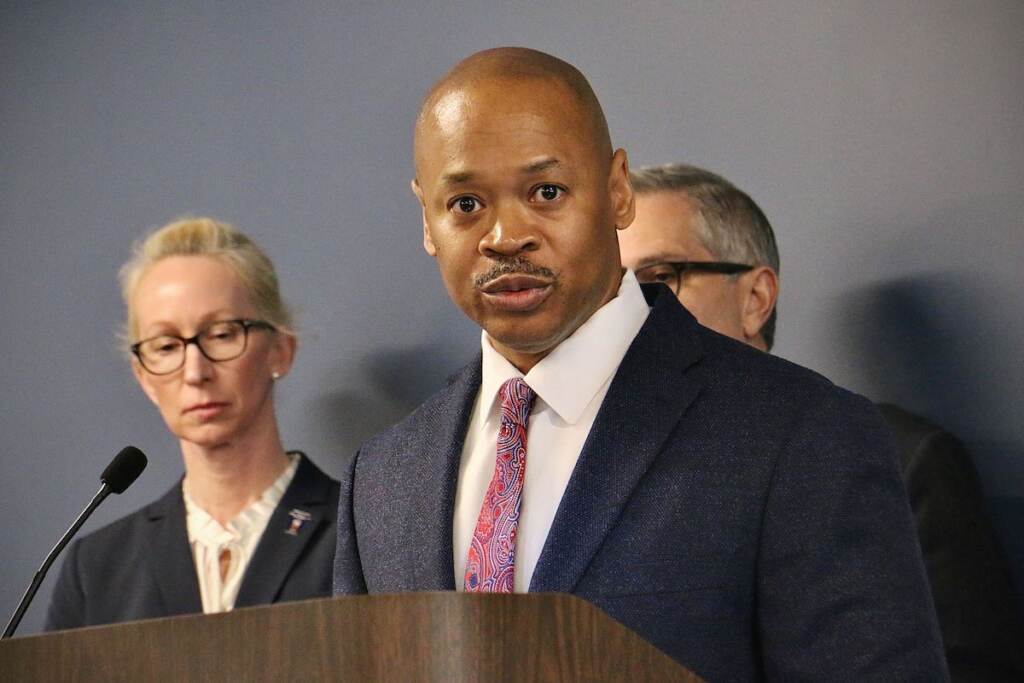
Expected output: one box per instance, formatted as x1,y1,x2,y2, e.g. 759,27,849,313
450,196,481,214
531,184,564,202
636,266,676,284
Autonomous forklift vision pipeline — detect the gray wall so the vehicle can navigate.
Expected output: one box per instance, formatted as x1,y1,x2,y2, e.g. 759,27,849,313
3,1,1022,634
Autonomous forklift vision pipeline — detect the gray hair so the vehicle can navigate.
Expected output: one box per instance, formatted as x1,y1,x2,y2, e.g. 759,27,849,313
630,164,780,349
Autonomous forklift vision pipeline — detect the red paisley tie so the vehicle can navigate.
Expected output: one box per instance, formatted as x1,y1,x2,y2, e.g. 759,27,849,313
464,378,536,593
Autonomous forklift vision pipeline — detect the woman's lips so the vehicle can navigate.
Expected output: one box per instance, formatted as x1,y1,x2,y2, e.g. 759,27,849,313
480,275,554,312
184,402,229,419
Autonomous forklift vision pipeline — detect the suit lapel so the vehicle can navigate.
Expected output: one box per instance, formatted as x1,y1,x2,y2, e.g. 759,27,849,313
414,359,481,590
371,358,481,592
144,483,203,616
235,453,331,607
530,285,707,593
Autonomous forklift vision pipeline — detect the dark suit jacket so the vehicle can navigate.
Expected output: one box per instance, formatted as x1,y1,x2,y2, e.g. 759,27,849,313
46,453,339,631
334,285,948,682
879,404,1024,681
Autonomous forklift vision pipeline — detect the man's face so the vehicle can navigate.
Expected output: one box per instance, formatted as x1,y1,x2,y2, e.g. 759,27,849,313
413,78,633,370
619,190,749,343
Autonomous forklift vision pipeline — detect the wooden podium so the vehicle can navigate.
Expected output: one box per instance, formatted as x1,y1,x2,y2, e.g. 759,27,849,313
0,592,702,681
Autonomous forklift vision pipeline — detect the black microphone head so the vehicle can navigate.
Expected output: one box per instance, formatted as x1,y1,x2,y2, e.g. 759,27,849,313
100,446,148,494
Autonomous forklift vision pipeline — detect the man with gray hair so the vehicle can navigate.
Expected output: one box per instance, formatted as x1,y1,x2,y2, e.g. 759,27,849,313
622,164,780,351
619,162,1024,682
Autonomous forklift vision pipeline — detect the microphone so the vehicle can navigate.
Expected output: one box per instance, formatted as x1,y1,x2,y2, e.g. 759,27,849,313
101,445,148,493
2,446,147,639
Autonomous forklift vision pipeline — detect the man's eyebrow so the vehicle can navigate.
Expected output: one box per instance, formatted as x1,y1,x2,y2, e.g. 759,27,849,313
522,157,561,174
440,170,474,186
633,252,691,269
439,158,562,187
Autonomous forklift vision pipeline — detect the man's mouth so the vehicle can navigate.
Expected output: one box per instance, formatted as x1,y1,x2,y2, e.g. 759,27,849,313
479,274,554,312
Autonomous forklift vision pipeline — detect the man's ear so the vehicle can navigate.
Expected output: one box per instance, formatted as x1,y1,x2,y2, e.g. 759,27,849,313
740,266,779,351
609,148,635,232
411,178,437,256
131,359,161,406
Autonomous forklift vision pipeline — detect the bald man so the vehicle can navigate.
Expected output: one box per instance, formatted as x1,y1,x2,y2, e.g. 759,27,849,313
619,163,1024,681
333,48,948,681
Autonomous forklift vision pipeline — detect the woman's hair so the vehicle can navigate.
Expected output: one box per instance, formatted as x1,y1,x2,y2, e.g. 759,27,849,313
119,217,294,346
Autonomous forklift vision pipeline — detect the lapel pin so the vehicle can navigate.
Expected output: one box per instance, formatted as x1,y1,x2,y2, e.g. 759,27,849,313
285,508,312,536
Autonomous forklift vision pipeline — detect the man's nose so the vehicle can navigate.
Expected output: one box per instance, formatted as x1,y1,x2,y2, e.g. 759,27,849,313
479,204,540,257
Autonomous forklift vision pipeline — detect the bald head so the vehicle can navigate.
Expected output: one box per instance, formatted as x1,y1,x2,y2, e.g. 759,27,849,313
414,47,612,177
408,47,635,373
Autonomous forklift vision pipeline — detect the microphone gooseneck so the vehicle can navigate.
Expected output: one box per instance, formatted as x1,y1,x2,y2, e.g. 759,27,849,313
2,446,148,639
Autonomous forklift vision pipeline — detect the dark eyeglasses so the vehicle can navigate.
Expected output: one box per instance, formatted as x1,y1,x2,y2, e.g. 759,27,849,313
634,261,754,295
131,319,276,375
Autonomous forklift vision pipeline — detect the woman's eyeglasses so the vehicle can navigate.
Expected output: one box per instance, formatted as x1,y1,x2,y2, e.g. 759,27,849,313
131,319,276,375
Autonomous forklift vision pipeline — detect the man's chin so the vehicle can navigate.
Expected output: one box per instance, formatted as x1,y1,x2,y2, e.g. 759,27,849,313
484,322,565,360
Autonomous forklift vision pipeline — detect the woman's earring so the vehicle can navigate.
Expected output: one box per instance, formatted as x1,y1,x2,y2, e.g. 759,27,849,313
271,371,281,380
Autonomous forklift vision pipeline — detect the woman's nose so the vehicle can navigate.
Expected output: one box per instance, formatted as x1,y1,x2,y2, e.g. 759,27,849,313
181,342,213,384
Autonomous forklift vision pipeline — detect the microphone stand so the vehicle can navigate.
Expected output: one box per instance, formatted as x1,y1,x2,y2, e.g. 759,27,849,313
2,483,111,639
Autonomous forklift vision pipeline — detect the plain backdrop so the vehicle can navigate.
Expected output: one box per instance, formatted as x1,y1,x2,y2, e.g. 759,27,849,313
2,1,1022,634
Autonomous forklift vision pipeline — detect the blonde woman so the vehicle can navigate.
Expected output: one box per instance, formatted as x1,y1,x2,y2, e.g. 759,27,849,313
47,218,339,629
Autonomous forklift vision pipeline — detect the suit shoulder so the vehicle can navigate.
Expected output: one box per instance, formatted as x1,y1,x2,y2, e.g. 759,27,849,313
359,358,479,454
67,494,170,561
876,403,949,444
45,502,164,631
294,452,342,494
875,403,981,484
697,326,868,410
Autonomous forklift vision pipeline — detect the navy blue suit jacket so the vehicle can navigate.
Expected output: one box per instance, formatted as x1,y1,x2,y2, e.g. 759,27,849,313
334,285,948,681
47,453,339,631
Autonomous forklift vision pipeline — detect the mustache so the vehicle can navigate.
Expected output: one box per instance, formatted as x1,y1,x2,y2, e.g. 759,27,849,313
473,257,556,289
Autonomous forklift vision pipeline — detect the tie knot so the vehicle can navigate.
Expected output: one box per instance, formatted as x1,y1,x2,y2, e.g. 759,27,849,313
499,378,535,415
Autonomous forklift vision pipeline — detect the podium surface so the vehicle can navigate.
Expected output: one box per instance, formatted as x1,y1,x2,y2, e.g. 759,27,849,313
0,592,702,682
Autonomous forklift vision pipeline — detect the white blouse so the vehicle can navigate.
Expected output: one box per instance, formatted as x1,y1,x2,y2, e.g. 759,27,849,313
183,453,299,614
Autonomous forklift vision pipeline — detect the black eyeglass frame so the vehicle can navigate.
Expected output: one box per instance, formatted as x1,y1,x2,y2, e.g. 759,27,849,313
130,318,277,375
634,261,755,294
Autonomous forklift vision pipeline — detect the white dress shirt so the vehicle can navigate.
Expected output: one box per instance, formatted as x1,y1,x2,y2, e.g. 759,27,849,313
453,270,650,592
183,452,299,613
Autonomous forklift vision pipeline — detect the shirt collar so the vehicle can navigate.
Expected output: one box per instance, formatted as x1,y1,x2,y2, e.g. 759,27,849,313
184,452,300,543
478,269,650,425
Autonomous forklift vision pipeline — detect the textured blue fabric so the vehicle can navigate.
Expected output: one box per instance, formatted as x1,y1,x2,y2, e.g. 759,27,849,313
334,285,949,682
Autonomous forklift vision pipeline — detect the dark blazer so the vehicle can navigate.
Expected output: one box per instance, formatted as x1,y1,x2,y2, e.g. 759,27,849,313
47,453,339,631
879,404,1024,681
334,285,948,682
